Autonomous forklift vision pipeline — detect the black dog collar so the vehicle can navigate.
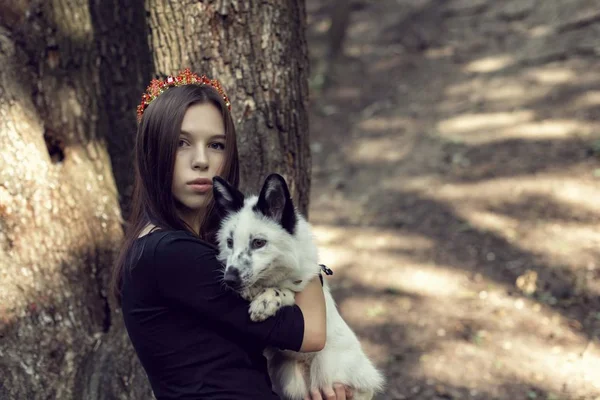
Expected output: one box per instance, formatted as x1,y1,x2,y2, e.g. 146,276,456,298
318,264,333,286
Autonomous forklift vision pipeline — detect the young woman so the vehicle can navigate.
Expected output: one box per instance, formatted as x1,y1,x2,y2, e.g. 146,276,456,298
111,70,353,400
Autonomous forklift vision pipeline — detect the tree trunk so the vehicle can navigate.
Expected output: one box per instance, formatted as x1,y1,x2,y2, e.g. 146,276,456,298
0,0,310,398
147,0,312,215
0,2,152,399
91,0,154,220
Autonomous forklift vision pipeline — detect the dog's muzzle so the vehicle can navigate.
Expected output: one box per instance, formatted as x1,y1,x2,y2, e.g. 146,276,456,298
224,267,242,289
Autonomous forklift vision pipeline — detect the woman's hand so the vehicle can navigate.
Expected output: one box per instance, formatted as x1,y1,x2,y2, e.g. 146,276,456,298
304,383,354,400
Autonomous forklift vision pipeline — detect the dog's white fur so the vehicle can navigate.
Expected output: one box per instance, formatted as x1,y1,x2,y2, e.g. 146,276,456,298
213,174,385,400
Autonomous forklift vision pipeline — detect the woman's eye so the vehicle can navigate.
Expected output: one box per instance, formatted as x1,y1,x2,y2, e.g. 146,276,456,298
252,239,267,249
209,142,225,150
178,139,189,147
226,238,233,248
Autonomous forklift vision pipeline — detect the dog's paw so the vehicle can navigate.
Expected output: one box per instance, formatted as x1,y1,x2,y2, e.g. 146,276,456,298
249,288,294,321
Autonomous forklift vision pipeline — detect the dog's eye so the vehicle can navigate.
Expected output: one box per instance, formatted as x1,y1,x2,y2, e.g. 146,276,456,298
226,238,233,248
251,239,267,249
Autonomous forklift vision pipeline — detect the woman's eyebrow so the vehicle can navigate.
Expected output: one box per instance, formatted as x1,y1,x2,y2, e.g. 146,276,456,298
180,130,225,139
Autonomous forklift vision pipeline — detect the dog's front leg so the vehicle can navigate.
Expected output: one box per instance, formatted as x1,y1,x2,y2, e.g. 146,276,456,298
240,286,263,302
249,288,295,321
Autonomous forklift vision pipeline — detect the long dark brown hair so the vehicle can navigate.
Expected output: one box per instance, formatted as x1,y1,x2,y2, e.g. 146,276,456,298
110,84,239,301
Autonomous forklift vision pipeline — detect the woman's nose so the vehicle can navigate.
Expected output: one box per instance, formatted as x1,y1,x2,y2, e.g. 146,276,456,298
192,148,209,170
192,159,209,170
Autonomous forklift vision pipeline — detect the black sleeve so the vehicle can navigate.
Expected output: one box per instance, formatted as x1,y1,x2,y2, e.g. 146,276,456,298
152,233,305,351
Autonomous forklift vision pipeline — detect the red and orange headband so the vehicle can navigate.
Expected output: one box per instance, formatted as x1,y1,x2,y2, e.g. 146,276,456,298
136,68,231,122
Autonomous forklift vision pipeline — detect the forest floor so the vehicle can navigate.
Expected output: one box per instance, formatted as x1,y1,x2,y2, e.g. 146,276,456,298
306,1,600,399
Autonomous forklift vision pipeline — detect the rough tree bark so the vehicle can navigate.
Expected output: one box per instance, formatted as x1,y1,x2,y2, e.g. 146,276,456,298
0,1,131,399
0,0,311,399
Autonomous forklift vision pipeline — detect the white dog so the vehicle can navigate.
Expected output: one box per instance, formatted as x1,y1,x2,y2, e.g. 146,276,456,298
212,174,385,400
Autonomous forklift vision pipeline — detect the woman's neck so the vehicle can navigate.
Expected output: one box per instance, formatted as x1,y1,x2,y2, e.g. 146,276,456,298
178,208,203,234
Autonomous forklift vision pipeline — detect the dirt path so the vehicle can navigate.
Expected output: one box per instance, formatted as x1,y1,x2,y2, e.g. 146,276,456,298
306,1,600,399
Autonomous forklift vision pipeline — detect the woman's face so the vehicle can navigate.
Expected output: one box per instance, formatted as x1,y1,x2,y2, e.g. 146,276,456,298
172,102,226,217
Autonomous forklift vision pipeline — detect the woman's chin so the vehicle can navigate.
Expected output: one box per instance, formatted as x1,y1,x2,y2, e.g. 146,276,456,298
178,198,208,213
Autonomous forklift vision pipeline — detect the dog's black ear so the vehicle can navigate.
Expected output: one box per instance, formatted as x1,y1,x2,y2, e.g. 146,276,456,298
212,176,244,215
254,173,297,234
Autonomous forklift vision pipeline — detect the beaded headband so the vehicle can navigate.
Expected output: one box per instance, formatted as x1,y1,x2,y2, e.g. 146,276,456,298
136,68,232,122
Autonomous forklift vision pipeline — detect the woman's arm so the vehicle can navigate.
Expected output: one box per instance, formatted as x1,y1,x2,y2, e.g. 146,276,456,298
152,233,312,352
295,277,327,352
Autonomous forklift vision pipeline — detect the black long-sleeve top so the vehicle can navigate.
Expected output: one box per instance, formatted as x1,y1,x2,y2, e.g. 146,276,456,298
120,229,305,399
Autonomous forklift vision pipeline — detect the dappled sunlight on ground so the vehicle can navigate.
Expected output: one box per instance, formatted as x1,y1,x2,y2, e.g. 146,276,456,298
525,66,578,85
312,225,433,252
307,0,600,398
317,225,600,396
429,177,600,269
357,116,416,133
437,110,536,135
464,54,516,73
431,175,600,210
574,90,600,108
420,337,600,396
348,135,413,163
439,117,597,144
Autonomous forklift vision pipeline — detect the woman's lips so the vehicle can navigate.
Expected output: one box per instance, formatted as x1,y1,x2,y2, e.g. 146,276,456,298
188,183,212,193
187,178,212,193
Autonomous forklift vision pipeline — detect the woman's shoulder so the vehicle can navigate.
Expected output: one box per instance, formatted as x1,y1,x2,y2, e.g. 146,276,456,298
138,229,222,279
138,229,219,258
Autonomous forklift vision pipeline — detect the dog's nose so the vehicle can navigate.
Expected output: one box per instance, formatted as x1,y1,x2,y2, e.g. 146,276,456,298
224,267,241,289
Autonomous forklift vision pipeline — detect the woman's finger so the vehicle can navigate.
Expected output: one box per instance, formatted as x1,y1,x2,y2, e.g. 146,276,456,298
310,388,324,400
345,386,354,399
333,383,347,400
322,386,337,400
